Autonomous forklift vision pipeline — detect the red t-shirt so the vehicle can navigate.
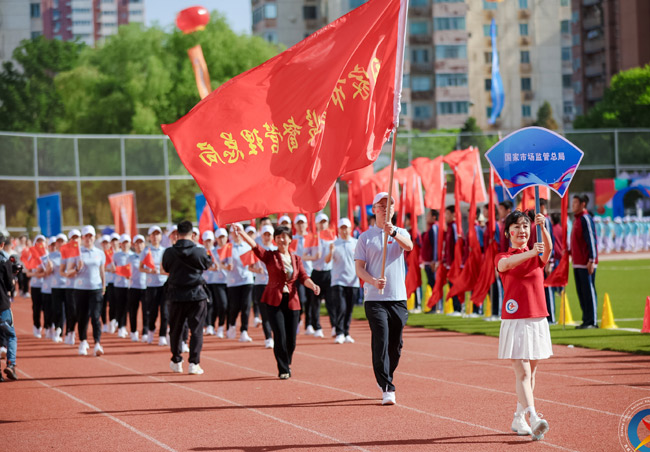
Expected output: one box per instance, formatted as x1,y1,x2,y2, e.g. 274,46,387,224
495,247,549,319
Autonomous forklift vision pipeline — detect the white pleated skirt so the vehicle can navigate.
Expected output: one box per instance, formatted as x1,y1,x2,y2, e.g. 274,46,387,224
498,317,553,360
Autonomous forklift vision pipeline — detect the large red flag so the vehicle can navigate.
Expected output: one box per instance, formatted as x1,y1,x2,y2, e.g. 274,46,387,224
471,169,498,306
427,182,447,309
412,156,444,210
443,148,487,204
405,175,422,298
545,193,569,287
162,0,408,225
108,191,138,236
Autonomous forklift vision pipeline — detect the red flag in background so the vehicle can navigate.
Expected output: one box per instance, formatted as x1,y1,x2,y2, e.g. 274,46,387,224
520,185,550,211
216,243,233,260
29,247,43,268
303,233,319,248
188,45,212,100
443,148,487,204
545,193,569,287
162,0,408,225
33,241,47,257
427,182,447,309
405,174,422,298
60,241,80,259
319,229,336,241
104,248,114,266
199,203,215,237
239,250,259,266
412,156,445,210
142,250,155,270
115,264,132,279
108,191,138,237
472,169,498,305
447,174,464,287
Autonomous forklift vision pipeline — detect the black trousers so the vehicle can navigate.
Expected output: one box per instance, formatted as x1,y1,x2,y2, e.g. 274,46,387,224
75,289,103,343
311,270,332,328
127,288,147,334
102,283,115,324
331,286,359,336
64,288,77,334
227,284,252,332
298,283,318,330
146,286,168,337
41,291,53,329
51,288,66,330
253,285,272,339
364,300,408,392
207,284,228,327
574,268,598,327
113,286,129,328
169,299,207,365
267,294,301,376
18,271,29,294
490,276,503,317
31,286,43,328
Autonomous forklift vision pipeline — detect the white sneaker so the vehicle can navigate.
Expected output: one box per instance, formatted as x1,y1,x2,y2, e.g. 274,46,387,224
169,360,183,373
78,340,89,356
33,326,42,338
511,412,532,436
68,331,76,346
109,319,118,334
530,416,549,441
117,327,128,338
45,327,52,339
181,342,190,353
264,338,274,349
305,325,315,335
381,391,396,405
313,329,324,338
334,334,345,344
63,332,72,345
158,336,168,346
94,343,104,356
331,327,337,337
239,331,252,342
147,332,154,344
102,323,109,333
254,316,262,327
52,328,63,343
130,332,139,342
226,326,236,339
188,363,204,375
205,325,215,336
344,335,355,343
140,333,148,343
0,346,6,359
216,326,224,338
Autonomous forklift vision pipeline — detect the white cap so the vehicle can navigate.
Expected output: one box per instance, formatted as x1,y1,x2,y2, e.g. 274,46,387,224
216,228,228,238
34,234,45,242
133,234,145,243
278,215,292,225
202,230,215,241
100,234,111,243
119,233,131,243
56,233,67,242
68,229,81,239
171,225,178,232
294,214,307,224
148,225,162,235
593,216,602,222
81,225,96,237
614,217,622,223
315,213,329,223
192,227,200,236
338,218,352,229
48,237,57,245
372,192,395,205
245,225,257,234
261,225,274,235
110,232,120,241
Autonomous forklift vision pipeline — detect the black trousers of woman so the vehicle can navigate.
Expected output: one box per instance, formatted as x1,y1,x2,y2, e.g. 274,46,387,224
64,288,77,334
75,289,103,343
41,291,53,330
127,288,147,334
31,286,42,328
227,284,252,332
253,285,272,339
207,284,228,328
267,294,300,376
112,286,129,329
51,288,66,330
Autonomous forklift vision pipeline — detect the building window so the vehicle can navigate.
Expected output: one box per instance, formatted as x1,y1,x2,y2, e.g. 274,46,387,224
571,11,579,24
562,74,572,88
435,45,467,59
484,79,492,91
411,0,428,6
561,0,569,6
521,77,531,91
436,73,468,87
483,24,498,37
414,105,433,119
437,101,469,115
129,0,143,3
484,52,492,64
483,0,497,10
102,10,116,15
303,6,318,20
487,106,493,118
73,21,92,26
31,31,42,39
402,74,410,89
519,23,529,36
264,4,277,19
572,33,580,45
53,10,60,20
563,101,573,115
400,102,408,115
573,57,581,71
522,105,532,117
412,76,432,91
518,0,528,9
30,3,41,18
263,31,278,44
574,80,582,94
435,0,463,2
53,22,61,32
561,20,570,34
520,50,530,63
562,47,571,61
411,48,430,63
349,0,367,8
410,21,429,35
434,17,466,31
252,7,263,25
72,8,92,14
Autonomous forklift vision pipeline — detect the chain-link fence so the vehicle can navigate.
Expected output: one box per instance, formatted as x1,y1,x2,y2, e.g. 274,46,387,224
1,129,649,234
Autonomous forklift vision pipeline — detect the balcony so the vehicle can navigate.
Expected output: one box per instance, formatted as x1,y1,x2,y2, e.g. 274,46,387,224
518,10,530,20
412,90,434,101
522,91,534,101
583,15,601,30
410,34,433,45
583,0,600,6
584,38,605,54
520,63,532,74
409,4,432,18
520,37,530,46
410,62,434,73
586,83,604,101
435,86,469,102
584,63,604,77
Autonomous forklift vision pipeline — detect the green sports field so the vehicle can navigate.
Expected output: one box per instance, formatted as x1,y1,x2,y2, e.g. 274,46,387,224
352,259,650,355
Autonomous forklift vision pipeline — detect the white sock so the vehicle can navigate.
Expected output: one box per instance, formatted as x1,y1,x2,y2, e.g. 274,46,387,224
516,402,524,415
526,406,540,423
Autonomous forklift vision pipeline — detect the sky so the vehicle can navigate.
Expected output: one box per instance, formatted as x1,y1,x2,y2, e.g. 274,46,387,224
145,0,251,34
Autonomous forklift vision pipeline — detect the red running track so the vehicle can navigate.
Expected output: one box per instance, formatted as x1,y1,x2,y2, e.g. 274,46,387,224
2,296,649,451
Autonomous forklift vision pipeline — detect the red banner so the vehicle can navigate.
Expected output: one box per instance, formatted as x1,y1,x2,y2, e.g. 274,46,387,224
108,191,138,237
162,0,407,225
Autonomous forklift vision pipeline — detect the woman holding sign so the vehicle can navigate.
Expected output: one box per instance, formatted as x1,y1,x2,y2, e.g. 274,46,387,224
233,224,320,380
495,210,552,441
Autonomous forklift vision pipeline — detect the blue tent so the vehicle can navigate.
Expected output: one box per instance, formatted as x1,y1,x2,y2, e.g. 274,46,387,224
612,185,650,218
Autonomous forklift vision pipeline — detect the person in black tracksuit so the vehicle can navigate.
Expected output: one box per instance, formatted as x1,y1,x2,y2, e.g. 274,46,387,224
162,221,212,375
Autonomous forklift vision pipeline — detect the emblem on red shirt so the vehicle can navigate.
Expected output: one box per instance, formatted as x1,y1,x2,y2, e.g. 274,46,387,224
505,299,519,314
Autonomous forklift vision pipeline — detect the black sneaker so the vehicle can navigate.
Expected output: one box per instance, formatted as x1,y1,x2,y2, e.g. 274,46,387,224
4,365,17,381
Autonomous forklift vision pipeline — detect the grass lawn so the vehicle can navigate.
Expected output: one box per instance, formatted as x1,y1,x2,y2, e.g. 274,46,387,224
351,259,650,355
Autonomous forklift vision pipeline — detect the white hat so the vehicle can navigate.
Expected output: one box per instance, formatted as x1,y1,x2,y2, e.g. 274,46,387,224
133,234,145,243
110,232,120,241
192,227,200,236
261,225,274,235
81,225,96,237
294,214,307,224
34,234,45,242
278,215,292,225
119,233,131,243
100,234,111,243
56,233,67,242
148,225,162,235
216,228,228,238
337,218,352,228
202,230,215,241
614,217,622,223
171,225,178,232
372,192,396,205
48,237,57,245
593,216,602,222
315,213,329,223
68,229,81,239
245,225,257,234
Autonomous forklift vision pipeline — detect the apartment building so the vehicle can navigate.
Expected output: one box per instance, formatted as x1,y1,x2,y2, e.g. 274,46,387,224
0,0,43,63
251,0,327,48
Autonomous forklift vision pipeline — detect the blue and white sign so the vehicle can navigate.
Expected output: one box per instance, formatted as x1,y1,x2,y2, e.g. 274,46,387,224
485,127,584,199
37,192,62,237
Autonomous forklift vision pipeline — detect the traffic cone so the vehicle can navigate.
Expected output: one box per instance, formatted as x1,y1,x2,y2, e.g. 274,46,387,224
407,293,416,311
601,293,618,329
559,291,577,326
641,297,650,333
483,294,492,318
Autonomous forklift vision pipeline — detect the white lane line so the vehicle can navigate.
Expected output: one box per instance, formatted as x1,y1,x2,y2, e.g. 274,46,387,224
16,368,178,452
199,355,579,452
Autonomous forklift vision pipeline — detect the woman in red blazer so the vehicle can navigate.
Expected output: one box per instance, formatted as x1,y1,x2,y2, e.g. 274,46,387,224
234,224,320,379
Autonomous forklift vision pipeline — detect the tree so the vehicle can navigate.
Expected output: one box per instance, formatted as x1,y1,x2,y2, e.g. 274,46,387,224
573,64,650,128
533,101,559,130
458,117,495,152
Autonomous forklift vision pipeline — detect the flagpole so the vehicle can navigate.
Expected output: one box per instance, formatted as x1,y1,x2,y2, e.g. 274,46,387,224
379,132,398,294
